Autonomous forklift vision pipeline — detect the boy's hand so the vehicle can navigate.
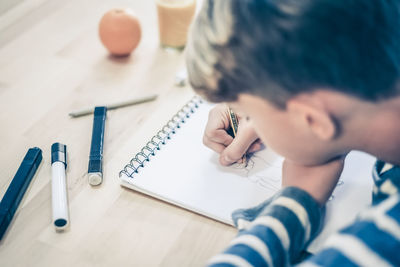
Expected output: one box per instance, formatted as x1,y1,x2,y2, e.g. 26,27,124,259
203,104,262,166
282,156,346,206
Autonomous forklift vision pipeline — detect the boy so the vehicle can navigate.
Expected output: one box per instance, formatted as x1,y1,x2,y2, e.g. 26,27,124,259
185,0,400,266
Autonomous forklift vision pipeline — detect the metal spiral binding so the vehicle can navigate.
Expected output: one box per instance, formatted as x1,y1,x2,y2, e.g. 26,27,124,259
119,96,203,178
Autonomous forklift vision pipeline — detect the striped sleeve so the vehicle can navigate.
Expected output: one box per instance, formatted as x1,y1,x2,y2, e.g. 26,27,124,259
372,161,400,205
207,187,323,267
300,193,400,267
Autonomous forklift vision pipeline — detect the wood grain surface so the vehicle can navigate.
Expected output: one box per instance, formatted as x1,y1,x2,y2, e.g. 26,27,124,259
0,0,236,266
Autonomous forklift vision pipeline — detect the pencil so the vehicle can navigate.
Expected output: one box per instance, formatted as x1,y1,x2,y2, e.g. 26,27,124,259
227,106,247,165
69,94,158,118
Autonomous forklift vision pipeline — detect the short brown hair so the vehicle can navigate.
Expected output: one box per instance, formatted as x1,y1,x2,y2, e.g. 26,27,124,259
186,0,400,107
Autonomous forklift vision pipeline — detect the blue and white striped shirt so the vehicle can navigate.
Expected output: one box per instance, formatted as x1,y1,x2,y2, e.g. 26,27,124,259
208,161,400,266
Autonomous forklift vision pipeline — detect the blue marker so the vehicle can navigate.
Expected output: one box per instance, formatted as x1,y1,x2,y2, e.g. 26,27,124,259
0,147,42,240
88,106,107,186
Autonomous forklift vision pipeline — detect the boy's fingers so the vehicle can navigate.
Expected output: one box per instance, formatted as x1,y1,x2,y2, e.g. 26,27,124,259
203,134,226,153
208,129,234,146
203,129,233,152
208,142,226,154
219,129,258,166
203,105,234,148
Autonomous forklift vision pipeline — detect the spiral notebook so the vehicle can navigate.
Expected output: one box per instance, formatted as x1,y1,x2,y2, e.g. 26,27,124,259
118,96,284,225
118,96,375,251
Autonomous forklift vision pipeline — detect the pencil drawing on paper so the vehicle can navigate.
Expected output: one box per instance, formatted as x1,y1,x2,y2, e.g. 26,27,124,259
228,149,283,192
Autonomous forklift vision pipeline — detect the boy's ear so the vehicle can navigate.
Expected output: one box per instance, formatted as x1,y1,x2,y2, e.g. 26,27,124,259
287,96,337,141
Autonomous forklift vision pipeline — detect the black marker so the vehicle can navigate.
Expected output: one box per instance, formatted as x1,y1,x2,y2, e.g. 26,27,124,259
0,147,42,240
88,106,107,186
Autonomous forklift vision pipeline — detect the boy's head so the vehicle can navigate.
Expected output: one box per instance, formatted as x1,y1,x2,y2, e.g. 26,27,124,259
186,0,400,166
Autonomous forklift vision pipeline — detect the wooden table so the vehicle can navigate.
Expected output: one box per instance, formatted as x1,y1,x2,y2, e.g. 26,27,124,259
0,0,236,265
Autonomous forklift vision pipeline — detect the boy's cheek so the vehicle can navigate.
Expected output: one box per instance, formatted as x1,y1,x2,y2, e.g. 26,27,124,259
236,94,334,164
252,123,296,158
254,123,331,166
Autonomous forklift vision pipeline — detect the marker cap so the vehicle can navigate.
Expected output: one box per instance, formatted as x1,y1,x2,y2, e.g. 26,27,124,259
88,172,103,186
51,143,67,169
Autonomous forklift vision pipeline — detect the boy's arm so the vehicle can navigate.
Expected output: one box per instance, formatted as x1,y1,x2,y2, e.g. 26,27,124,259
298,193,400,267
207,158,344,266
208,187,322,266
